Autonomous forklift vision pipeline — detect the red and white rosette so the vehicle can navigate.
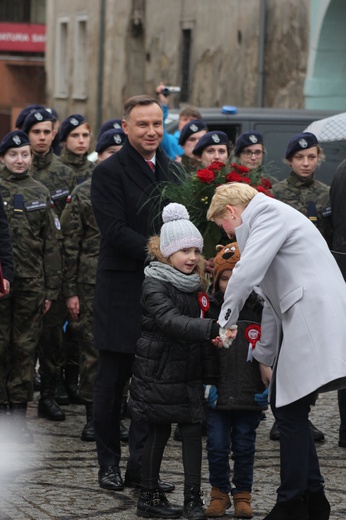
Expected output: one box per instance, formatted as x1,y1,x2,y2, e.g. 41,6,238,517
198,292,210,318
244,324,261,362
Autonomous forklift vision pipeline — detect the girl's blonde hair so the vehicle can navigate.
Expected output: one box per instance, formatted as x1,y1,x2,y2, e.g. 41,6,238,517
207,182,258,221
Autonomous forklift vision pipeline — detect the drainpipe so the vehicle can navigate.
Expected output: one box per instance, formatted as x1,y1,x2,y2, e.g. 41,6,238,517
96,0,106,132
257,0,266,107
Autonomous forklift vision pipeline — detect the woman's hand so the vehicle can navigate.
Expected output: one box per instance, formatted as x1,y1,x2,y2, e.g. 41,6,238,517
259,363,272,387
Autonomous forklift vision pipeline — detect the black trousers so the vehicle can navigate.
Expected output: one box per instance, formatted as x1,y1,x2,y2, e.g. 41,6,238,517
271,386,324,502
141,421,202,494
93,350,134,466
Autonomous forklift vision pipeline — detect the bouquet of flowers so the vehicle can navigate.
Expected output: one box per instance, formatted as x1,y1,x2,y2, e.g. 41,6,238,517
158,161,273,258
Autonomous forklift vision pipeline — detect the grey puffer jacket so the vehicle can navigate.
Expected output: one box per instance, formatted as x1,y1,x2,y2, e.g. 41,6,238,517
129,239,219,424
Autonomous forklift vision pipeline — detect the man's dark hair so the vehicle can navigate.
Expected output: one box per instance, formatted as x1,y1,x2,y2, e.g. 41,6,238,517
122,95,162,120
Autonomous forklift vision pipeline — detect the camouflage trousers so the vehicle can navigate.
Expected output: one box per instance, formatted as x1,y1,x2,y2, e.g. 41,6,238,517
0,277,45,403
67,283,98,402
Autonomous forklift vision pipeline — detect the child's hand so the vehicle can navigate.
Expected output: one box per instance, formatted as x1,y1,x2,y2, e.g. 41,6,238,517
254,386,270,406
203,384,218,408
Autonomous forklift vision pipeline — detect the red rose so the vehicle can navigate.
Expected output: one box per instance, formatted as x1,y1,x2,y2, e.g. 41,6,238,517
230,162,250,175
196,169,215,183
255,185,274,197
208,161,226,171
225,172,251,184
260,177,272,189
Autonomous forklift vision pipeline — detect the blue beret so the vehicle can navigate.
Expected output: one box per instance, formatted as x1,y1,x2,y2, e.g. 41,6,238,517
15,104,45,129
0,131,31,156
97,119,122,139
234,131,264,156
192,131,229,157
178,119,208,146
22,108,54,134
60,114,87,142
95,128,126,153
285,132,319,159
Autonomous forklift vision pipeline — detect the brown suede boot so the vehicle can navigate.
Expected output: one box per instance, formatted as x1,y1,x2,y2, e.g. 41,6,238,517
233,491,253,518
205,487,231,517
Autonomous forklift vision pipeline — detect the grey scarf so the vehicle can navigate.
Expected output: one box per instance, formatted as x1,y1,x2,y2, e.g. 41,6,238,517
144,261,202,293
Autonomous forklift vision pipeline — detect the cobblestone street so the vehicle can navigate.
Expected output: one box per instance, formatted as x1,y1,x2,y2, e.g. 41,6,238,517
0,391,346,519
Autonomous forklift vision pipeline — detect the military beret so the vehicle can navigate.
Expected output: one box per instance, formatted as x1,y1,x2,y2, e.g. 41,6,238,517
46,107,58,121
15,104,45,129
234,131,264,156
285,132,319,159
95,128,126,153
60,114,87,142
0,130,31,156
97,119,122,139
178,119,208,146
22,108,54,134
192,131,229,157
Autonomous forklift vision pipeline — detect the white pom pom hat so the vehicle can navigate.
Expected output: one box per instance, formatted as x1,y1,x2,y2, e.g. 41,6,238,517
160,203,204,258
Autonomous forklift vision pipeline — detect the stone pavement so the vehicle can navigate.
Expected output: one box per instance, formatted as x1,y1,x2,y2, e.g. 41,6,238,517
1,391,346,519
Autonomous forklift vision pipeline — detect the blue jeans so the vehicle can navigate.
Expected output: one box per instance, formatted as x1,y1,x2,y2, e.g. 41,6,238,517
206,408,262,495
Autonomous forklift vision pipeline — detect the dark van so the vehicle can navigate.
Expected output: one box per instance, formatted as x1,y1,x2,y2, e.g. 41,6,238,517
166,107,346,185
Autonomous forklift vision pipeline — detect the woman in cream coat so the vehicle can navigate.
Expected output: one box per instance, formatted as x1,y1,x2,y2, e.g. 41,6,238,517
207,182,346,520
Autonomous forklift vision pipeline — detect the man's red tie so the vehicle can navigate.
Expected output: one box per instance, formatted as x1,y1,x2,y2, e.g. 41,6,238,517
147,161,155,172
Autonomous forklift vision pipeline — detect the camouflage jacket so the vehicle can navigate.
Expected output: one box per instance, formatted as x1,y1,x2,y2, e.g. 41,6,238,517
181,154,201,174
272,171,332,246
30,149,77,218
60,178,100,297
59,148,95,185
0,167,62,300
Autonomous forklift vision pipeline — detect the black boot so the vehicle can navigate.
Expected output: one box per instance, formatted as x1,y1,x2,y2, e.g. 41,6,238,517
65,364,84,404
183,487,206,519
263,497,308,520
305,490,330,520
81,402,95,441
10,403,34,444
38,379,65,421
55,368,69,405
137,488,183,518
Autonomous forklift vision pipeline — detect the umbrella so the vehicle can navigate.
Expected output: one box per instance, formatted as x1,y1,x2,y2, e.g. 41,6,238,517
304,112,346,142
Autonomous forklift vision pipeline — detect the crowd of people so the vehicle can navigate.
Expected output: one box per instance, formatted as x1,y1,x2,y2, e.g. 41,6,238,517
0,87,345,520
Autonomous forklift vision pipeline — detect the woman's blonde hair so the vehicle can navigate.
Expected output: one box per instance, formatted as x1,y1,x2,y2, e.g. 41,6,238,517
207,182,258,221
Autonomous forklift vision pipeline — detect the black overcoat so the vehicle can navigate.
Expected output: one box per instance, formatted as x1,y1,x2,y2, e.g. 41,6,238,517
90,139,180,352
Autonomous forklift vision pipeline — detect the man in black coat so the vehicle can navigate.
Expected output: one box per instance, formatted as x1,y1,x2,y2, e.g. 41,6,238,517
91,95,180,491
0,191,13,295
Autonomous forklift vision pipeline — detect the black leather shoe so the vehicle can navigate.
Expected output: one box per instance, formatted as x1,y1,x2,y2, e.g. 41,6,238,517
81,419,95,442
308,420,325,443
38,398,65,421
125,468,175,493
269,420,280,441
98,465,124,491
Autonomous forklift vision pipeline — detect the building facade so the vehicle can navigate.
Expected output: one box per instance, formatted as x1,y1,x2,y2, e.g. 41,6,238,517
0,0,46,135
45,0,346,141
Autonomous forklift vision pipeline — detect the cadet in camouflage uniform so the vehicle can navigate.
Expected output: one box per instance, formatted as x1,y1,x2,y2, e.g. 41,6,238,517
23,108,78,421
270,131,330,444
232,131,278,186
272,132,332,247
60,128,126,442
0,131,61,443
58,114,96,402
59,114,95,184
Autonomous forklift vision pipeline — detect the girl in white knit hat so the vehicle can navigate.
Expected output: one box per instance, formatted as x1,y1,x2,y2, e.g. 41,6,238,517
129,202,236,519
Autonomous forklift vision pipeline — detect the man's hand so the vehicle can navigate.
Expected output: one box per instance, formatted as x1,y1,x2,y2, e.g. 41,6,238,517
66,295,80,321
43,299,52,315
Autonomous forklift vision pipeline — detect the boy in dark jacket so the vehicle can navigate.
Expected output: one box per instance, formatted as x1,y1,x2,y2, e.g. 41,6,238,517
204,243,269,519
